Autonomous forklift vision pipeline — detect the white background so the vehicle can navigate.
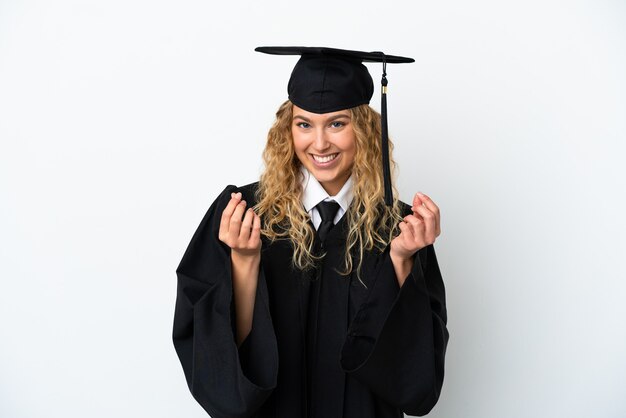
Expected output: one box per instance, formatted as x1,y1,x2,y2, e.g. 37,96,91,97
1,1,625,417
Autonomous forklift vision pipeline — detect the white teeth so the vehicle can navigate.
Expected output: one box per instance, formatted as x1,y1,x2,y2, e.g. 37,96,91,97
312,153,338,163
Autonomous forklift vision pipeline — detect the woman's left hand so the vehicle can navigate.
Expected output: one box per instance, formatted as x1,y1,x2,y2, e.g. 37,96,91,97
390,192,441,260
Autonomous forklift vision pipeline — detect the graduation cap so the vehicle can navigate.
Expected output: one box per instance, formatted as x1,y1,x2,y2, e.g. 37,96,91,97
255,46,415,206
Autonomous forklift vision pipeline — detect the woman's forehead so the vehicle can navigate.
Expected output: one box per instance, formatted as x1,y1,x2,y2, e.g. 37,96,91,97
292,104,351,120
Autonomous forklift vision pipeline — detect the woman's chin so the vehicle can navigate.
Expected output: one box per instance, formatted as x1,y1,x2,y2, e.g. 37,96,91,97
309,169,337,184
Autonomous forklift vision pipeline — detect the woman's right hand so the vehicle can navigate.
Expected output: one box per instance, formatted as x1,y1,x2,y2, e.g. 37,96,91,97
218,191,262,258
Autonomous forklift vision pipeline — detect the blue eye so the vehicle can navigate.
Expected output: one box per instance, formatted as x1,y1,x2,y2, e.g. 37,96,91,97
330,121,345,128
296,122,311,129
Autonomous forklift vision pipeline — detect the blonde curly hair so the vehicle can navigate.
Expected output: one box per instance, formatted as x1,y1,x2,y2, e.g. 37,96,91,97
254,99,403,283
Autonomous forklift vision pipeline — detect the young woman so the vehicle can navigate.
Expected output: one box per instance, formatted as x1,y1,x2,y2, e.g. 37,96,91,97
173,47,449,418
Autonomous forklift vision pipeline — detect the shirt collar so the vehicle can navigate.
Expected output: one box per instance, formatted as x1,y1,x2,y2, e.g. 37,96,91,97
300,166,354,213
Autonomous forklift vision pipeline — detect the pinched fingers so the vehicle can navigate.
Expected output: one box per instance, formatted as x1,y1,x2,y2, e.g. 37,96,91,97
414,192,441,237
219,192,242,237
411,204,436,244
218,192,246,245
415,192,440,216
218,192,262,253
227,199,247,242
232,208,262,254
411,194,424,222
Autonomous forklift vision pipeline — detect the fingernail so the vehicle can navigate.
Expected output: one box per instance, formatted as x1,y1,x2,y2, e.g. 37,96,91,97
236,192,242,198
417,192,425,196
231,192,235,198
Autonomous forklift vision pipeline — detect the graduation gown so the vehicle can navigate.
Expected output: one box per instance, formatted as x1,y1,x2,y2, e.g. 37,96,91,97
172,182,449,418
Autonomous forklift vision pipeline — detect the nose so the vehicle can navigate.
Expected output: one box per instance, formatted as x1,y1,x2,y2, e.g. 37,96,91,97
312,127,330,152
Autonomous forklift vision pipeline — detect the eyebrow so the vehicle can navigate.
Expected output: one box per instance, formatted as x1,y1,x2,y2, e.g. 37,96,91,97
293,114,351,122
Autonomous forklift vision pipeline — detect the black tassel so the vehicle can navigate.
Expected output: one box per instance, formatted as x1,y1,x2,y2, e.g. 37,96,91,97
380,56,393,206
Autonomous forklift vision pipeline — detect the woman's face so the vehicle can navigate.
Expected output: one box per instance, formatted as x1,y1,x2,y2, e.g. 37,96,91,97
292,104,356,196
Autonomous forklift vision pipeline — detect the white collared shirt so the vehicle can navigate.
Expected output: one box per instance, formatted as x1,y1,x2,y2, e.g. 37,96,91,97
300,166,354,230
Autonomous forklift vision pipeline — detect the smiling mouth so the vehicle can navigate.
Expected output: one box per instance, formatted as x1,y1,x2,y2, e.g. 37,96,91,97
311,153,339,163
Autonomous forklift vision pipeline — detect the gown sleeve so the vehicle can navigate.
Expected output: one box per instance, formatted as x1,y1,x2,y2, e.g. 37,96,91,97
340,241,449,416
172,184,278,418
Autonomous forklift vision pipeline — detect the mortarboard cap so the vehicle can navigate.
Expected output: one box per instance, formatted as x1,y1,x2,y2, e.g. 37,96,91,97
255,46,415,206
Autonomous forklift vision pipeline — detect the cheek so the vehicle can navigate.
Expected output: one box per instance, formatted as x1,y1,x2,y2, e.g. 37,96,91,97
341,133,357,163
292,132,308,163
291,130,304,152
344,149,356,167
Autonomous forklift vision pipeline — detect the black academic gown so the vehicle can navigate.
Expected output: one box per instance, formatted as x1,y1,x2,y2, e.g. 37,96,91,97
172,182,449,418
